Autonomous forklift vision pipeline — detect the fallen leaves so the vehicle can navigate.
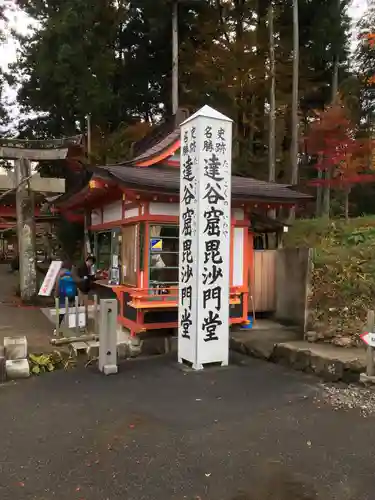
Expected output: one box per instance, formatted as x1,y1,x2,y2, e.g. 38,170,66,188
317,383,375,417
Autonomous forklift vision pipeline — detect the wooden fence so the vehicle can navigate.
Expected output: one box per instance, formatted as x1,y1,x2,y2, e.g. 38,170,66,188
250,250,277,313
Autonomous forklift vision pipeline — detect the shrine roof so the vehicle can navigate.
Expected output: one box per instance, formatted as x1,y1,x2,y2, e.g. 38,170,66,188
120,110,187,167
93,164,310,202
129,129,180,166
57,109,311,207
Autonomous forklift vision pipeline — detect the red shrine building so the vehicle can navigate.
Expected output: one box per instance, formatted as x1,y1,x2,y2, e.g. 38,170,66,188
58,111,310,337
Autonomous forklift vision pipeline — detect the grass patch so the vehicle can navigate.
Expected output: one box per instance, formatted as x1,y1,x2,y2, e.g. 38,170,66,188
284,217,375,344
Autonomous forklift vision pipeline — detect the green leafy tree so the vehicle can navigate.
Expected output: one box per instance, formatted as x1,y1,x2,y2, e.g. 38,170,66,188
355,5,375,128
10,0,352,183
0,2,11,133
180,0,351,178
12,0,120,136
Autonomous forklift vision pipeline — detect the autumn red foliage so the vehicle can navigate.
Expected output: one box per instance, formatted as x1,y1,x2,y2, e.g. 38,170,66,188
305,101,375,217
360,33,375,48
305,102,375,188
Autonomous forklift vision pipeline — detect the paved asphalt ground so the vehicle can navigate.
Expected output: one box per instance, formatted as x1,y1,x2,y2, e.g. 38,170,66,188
1,354,375,500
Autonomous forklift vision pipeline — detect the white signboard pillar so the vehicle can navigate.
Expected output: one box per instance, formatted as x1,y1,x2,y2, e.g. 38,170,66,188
178,105,232,370
38,260,63,296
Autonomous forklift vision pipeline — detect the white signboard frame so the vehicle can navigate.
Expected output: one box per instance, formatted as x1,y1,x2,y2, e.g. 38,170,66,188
178,105,232,370
361,332,375,348
38,260,63,296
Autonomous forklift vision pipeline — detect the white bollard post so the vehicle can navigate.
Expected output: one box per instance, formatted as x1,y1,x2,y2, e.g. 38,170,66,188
55,297,60,336
93,294,99,334
75,295,80,335
98,298,118,375
65,296,69,328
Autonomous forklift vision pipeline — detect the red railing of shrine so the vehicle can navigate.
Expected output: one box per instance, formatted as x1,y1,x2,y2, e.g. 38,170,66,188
127,286,242,309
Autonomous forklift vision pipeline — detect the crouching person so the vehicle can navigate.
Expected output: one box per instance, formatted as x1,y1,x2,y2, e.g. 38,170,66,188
54,261,78,336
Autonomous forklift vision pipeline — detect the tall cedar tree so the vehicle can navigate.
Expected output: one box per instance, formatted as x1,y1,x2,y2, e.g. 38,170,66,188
10,0,350,178
355,6,375,128
0,2,12,132
181,0,351,177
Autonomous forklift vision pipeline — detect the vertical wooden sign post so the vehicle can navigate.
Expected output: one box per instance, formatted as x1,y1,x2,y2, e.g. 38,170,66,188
360,310,375,383
366,310,375,377
178,105,232,370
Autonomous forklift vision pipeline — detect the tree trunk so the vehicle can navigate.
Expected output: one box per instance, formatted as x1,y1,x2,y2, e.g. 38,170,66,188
268,3,276,184
316,170,323,217
290,0,299,185
331,0,340,103
323,0,340,218
322,167,331,219
332,56,339,102
322,60,339,219
289,0,299,221
234,0,247,167
344,186,350,221
267,2,276,220
15,158,37,302
172,0,179,115
255,0,268,155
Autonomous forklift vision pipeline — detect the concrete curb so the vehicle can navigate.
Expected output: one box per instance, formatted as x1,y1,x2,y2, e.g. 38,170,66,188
230,334,366,382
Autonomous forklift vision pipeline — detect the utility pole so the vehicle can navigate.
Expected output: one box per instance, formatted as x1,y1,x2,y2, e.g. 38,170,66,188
172,0,179,115
171,0,201,115
15,158,37,302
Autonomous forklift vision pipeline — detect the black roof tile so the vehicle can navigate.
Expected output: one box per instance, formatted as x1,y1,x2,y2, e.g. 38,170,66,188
93,164,310,202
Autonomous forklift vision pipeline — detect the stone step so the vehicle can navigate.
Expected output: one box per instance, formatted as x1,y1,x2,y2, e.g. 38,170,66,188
230,331,366,383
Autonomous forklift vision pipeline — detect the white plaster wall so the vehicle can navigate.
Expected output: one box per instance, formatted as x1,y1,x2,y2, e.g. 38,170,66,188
102,200,122,223
233,227,244,287
91,209,102,226
149,202,179,216
124,207,139,219
232,208,244,220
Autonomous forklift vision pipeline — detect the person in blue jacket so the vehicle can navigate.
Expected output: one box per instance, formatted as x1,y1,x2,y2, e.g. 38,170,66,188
54,261,77,334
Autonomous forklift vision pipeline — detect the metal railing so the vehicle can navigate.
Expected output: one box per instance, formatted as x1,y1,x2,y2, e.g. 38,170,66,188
54,294,99,338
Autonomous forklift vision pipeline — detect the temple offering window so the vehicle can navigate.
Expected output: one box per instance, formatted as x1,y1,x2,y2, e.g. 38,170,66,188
96,231,111,271
121,225,137,286
148,225,179,292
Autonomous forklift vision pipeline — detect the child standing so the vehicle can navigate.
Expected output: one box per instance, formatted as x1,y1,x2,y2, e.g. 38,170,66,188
54,261,77,335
